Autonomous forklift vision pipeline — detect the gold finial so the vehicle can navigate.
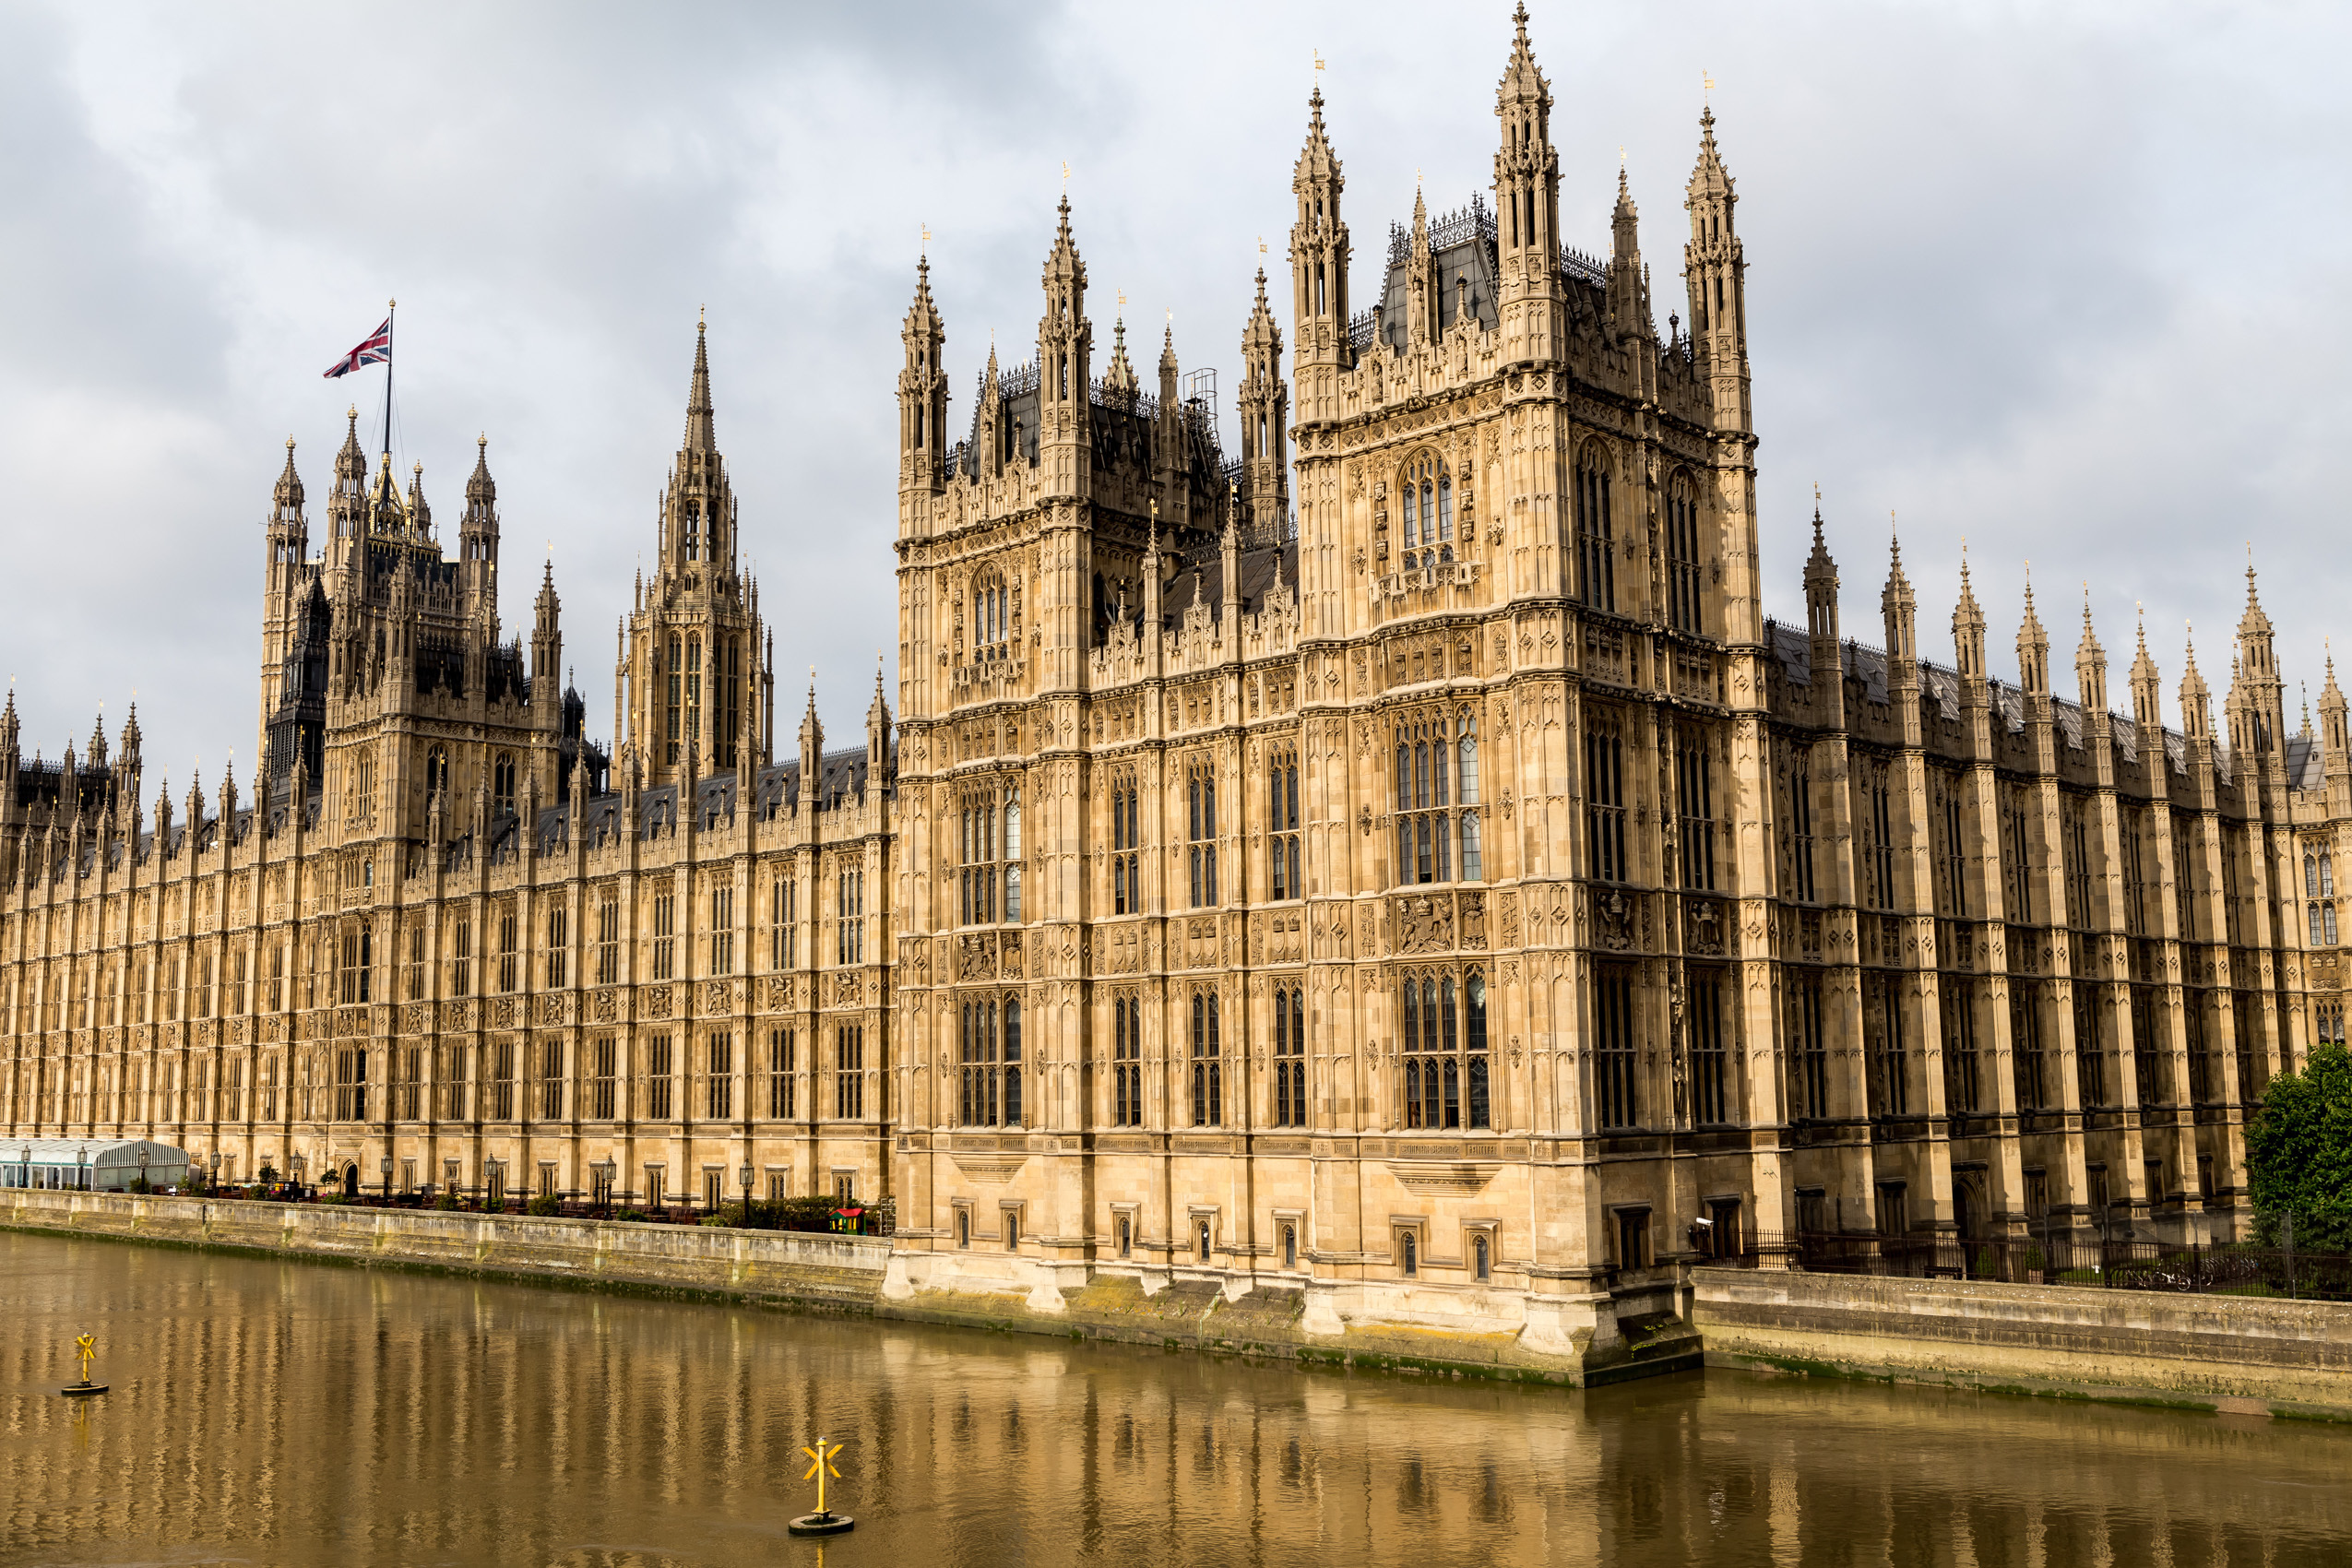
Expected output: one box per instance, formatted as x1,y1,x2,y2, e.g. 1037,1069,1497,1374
1062,160,1071,190
921,223,931,252
1258,235,1267,254
1313,49,1324,72
698,304,706,327
285,434,294,451
387,296,397,309
1117,290,1127,310
1703,71,1716,101
1620,144,1627,168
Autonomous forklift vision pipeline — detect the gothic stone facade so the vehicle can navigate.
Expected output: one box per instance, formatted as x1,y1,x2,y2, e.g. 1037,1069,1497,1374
5,11,2345,1361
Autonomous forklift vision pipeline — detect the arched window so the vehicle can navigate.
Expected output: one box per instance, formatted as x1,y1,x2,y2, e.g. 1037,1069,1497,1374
2326,855,2338,897
1190,991,1221,1126
1272,987,1308,1127
957,782,1020,927
1187,757,1218,907
1003,1000,1023,1125
1401,968,1491,1130
423,746,449,802
1197,1220,1213,1262
1665,471,1704,635
1110,770,1141,914
1400,1231,1419,1277
1393,707,1483,886
1473,1234,1491,1281
2328,906,2340,947
1111,995,1143,1128
1396,454,1448,562
1282,1224,1299,1270
1574,445,1614,610
956,1209,970,1248
973,572,1012,656
493,754,517,818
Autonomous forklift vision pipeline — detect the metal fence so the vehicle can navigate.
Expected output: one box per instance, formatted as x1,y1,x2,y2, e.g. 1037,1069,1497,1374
1716,1230,2352,1301
201,1184,897,1237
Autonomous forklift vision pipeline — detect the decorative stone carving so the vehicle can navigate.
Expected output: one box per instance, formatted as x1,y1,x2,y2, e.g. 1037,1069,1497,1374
764,976,792,1012
645,986,671,1020
1395,895,1455,956
1596,887,1635,952
956,933,996,981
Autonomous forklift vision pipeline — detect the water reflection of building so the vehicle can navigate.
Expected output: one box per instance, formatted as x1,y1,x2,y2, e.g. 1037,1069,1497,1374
1,5,2343,1374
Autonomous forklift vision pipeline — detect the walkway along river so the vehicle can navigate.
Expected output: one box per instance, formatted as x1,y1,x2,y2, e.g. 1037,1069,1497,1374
5,1230,2352,1566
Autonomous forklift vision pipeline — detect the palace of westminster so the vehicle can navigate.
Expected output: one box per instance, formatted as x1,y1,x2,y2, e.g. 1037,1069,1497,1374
6,9,2346,1355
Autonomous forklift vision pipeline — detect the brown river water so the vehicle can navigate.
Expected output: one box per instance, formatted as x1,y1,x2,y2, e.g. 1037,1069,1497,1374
4,1230,2350,1567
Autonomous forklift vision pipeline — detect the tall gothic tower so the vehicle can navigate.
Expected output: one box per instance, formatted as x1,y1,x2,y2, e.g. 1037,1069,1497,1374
621,321,771,790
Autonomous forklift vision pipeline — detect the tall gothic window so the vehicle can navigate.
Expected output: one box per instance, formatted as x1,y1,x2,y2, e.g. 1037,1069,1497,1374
1938,775,1968,918
1676,727,1716,892
836,1024,865,1120
1401,970,1489,1130
1665,472,1704,635
1790,972,1827,1120
1187,759,1218,908
1866,974,1907,1117
1111,771,1141,914
770,873,797,968
1190,991,1221,1127
1273,986,1308,1127
1111,995,1144,1128
1943,980,1980,1113
836,866,865,965
2013,980,2047,1111
1585,711,1626,883
2003,787,2036,923
1860,764,1896,910
1574,446,1614,611
1393,708,1481,885
1396,452,1451,564
651,892,676,980
960,784,1020,925
1268,750,1301,900
1596,966,1638,1129
959,998,1020,1127
975,572,1010,657
596,896,621,986
493,753,517,818
1689,970,1728,1125
545,905,568,989
708,885,733,976
1787,750,1818,903
424,745,448,803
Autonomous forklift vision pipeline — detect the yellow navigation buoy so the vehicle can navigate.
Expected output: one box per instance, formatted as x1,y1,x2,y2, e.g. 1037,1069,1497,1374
61,1332,108,1396
787,1433,853,1537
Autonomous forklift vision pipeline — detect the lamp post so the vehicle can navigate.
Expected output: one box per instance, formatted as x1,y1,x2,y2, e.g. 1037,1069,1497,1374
291,1152,305,1201
136,1146,148,1195
208,1150,220,1196
380,1156,394,1206
77,1146,89,1193
594,1158,616,1220
740,1162,755,1229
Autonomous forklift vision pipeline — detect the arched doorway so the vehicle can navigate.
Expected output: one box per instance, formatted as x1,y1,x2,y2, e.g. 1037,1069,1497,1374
342,1163,360,1200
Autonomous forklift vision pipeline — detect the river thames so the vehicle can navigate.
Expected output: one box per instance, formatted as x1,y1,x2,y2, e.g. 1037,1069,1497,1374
5,1231,2350,1566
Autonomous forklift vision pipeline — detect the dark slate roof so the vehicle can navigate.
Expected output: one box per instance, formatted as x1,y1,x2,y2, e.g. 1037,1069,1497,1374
2288,733,2326,790
1161,540,1297,625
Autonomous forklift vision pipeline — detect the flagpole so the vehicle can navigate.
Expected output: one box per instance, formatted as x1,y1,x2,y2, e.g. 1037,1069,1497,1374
382,298,396,460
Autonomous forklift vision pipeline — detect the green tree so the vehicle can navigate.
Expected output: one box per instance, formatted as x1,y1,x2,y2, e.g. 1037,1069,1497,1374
2245,1041,2352,1251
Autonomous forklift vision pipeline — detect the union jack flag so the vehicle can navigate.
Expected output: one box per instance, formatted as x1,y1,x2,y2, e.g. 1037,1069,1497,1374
323,317,391,378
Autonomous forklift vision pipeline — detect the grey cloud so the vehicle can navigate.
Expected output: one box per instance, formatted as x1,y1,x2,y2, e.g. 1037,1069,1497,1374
4,0,2350,776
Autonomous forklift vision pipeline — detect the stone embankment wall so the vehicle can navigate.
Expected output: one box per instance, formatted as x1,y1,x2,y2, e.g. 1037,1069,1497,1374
1694,1267,2352,1419
0,1189,1698,1386
1,1188,890,1311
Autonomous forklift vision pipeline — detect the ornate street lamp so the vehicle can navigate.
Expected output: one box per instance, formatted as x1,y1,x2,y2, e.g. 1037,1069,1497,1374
136,1146,148,1194
740,1163,755,1229
380,1156,394,1205
594,1157,616,1220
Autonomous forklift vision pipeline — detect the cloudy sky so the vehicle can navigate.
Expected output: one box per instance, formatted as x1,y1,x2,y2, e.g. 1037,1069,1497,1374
2,0,2346,786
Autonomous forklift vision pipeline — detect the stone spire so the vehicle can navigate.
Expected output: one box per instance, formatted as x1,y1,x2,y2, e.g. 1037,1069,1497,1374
685,314,716,454
1881,514,1916,671
1291,79,1351,392
1609,160,1647,335
866,655,893,784
1684,98,1750,434
2322,642,2348,786
2129,602,2163,730
1801,493,1838,644
797,676,824,811
1952,540,1987,683
272,436,304,522
406,460,432,535
2180,623,2212,741
1238,267,1289,532
2075,585,2108,715
2016,565,2049,695
900,254,948,495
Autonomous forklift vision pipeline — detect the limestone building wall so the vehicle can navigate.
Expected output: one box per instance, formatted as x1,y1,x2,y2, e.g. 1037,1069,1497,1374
3,6,2343,1362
